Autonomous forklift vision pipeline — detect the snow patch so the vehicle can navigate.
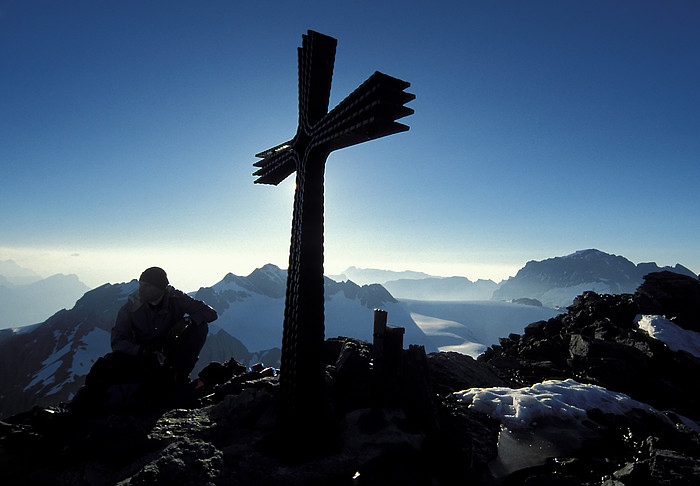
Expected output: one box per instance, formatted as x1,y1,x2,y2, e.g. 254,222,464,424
454,377,700,480
69,327,111,376
211,275,250,293
10,322,43,335
635,314,700,358
216,293,284,351
409,312,486,356
24,359,62,391
453,379,653,429
24,328,81,392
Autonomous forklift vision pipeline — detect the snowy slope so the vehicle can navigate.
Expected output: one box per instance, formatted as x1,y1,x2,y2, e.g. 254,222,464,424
0,264,568,418
0,281,249,418
402,300,561,357
0,281,137,417
197,265,434,353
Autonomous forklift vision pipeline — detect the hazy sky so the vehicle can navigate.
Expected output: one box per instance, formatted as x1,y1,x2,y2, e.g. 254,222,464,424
2,0,699,291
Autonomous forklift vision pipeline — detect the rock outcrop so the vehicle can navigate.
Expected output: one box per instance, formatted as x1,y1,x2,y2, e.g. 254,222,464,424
478,272,700,484
0,340,502,486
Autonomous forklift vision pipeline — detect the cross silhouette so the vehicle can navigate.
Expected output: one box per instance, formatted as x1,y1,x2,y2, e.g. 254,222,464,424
253,30,414,426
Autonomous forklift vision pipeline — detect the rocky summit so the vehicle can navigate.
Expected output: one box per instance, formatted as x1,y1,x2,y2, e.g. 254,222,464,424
1,271,699,485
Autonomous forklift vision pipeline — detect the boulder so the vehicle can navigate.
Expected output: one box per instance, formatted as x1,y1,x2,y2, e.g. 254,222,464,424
426,351,506,396
634,271,700,332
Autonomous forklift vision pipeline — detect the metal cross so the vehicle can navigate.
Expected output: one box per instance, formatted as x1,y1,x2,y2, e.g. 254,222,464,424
253,30,414,427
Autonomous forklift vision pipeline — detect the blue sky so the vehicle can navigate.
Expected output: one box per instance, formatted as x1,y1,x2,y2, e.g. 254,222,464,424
1,0,699,291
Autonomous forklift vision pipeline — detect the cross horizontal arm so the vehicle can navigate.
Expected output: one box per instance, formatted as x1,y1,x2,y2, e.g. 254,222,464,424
311,71,415,154
255,141,293,159
253,141,298,185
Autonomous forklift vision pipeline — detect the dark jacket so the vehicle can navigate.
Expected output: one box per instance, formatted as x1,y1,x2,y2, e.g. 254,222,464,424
111,286,218,356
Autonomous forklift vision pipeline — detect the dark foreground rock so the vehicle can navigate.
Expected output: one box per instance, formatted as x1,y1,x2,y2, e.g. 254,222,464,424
478,272,700,484
1,272,699,485
480,272,700,421
0,340,502,486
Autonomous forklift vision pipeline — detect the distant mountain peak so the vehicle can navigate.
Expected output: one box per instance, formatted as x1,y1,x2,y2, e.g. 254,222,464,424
0,273,90,328
0,259,42,286
572,248,608,257
331,267,434,286
250,264,286,282
0,259,40,277
493,249,696,308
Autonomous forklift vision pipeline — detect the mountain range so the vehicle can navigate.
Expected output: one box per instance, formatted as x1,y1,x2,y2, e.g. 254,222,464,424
383,276,498,301
0,259,43,286
0,260,89,328
329,266,433,285
194,264,427,353
0,249,695,418
0,262,561,419
2,251,695,329
337,249,696,306
3,270,699,485
492,249,697,307
0,265,431,418
330,266,499,300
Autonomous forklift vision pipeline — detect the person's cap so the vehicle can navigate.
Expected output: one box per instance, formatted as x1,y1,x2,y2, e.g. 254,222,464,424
139,267,169,290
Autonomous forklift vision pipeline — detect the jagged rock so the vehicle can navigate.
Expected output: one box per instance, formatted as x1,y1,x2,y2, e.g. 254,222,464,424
426,351,506,396
480,286,700,422
512,298,543,307
119,438,225,486
324,337,373,414
634,271,700,332
496,407,700,486
198,358,247,387
1,335,503,485
648,449,700,485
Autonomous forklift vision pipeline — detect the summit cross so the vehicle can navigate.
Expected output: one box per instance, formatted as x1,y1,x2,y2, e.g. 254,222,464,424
253,30,414,424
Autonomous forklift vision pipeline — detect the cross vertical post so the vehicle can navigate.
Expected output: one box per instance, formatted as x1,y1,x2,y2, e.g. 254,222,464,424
253,30,414,435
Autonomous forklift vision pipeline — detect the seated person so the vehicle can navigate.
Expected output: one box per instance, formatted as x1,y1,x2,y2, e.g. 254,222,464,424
111,266,218,384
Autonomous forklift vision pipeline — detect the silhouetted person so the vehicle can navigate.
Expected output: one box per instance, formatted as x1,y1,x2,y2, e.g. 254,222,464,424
70,267,217,414
111,266,218,383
